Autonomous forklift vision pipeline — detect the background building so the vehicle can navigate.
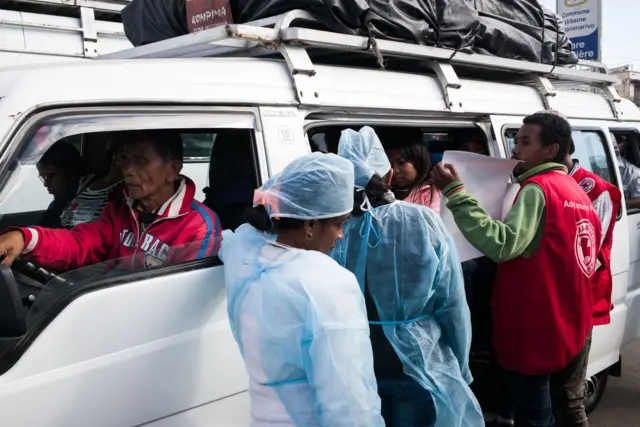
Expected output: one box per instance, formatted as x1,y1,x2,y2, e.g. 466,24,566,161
611,65,640,107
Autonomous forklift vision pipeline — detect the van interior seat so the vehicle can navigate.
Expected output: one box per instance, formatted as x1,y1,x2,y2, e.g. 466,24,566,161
81,133,116,177
203,129,257,231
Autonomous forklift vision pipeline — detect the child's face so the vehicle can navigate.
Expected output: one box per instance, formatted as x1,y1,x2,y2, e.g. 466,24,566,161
386,148,418,190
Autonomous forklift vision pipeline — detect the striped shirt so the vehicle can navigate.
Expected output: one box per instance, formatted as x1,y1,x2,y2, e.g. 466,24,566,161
60,175,122,228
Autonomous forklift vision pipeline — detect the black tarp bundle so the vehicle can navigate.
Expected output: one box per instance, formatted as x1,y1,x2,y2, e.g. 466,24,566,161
121,0,188,47
121,0,578,65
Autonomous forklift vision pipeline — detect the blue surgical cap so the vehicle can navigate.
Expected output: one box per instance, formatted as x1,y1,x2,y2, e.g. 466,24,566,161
338,127,391,189
254,152,355,220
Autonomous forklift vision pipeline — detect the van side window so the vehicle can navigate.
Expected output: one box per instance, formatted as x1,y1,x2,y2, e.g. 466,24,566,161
571,131,616,185
506,129,616,185
610,130,640,213
182,133,216,161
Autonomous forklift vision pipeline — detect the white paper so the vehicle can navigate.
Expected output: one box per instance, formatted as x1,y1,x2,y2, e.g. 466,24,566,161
439,151,521,262
502,183,521,220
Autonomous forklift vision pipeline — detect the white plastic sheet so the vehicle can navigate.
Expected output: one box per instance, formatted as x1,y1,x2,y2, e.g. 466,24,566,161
439,151,520,262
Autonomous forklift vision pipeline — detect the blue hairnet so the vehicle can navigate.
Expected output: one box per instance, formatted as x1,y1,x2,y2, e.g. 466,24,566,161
331,203,483,427
253,152,354,220
220,224,385,426
338,127,391,189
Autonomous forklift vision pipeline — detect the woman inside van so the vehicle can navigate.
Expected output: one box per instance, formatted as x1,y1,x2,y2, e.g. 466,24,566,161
36,140,84,228
219,153,384,427
37,140,124,229
382,128,441,214
333,126,483,427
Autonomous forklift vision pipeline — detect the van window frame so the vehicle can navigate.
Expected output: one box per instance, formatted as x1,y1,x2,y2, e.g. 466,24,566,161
609,128,640,216
303,116,497,156
0,105,267,375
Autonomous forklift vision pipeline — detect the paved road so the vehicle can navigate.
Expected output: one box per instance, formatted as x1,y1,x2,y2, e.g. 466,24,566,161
589,339,640,426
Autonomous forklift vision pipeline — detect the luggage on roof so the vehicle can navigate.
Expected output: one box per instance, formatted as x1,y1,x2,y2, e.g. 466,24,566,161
121,0,578,65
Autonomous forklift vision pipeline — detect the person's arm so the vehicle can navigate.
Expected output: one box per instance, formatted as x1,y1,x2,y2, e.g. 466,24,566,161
304,268,384,427
442,181,546,263
15,202,116,271
592,191,613,245
622,163,640,210
168,209,223,264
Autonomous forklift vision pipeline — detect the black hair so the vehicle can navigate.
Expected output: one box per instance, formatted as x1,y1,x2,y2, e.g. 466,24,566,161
120,129,184,162
38,140,84,178
352,175,393,216
452,128,487,149
243,204,346,232
243,205,319,232
522,112,573,163
384,129,433,201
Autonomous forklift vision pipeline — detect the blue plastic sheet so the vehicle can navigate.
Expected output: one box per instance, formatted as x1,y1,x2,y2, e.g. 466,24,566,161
221,225,385,426
334,126,484,427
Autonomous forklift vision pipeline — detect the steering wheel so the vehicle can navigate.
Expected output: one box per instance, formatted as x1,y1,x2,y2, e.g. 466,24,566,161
11,257,68,286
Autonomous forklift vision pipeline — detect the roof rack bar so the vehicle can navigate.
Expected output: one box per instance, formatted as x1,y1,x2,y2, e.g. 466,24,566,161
426,61,463,113
280,45,320,105
281,27,618,85
98,25,278,60
532,75,558,111
80,6,98,58
602,85,623,120
9,0,130,13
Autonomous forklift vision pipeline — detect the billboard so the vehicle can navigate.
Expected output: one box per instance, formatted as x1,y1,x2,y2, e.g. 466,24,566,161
557,0,601,61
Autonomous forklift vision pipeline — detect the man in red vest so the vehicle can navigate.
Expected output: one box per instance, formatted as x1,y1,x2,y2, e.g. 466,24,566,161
564,144,622,327
432,112,602,427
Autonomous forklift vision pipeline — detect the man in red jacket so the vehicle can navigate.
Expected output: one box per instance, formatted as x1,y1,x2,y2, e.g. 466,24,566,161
0,130,221,271
564,144,622,327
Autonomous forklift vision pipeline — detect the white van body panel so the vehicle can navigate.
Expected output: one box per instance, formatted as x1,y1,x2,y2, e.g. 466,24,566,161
0,266,251,427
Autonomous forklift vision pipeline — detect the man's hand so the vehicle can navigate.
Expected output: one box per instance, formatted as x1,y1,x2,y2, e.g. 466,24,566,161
431,163,462,191
0,231,25,265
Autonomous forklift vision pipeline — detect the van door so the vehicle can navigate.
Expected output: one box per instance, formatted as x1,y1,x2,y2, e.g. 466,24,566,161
609,126,640,347
491,116,630,377
0,107,263,427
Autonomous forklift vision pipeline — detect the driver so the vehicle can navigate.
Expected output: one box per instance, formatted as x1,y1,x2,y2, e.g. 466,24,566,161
0,130,221,271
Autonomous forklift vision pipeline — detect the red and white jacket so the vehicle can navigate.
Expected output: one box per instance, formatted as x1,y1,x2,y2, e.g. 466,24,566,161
17,177,221,271
570,162,622,326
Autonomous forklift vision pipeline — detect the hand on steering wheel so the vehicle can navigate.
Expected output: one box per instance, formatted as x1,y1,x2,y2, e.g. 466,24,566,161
0,231,25,266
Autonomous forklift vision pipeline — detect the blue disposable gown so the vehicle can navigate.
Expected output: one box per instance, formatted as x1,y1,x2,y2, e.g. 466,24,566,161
332,201,484,427
220,224,385,427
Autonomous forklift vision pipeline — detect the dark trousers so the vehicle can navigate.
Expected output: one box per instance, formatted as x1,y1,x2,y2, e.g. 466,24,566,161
378,376,435,427
505,332,592,427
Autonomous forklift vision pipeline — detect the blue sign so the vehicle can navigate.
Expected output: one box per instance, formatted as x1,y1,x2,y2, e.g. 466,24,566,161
557,0,601,61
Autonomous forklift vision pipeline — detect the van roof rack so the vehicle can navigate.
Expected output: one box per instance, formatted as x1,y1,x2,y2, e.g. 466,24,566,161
4,0,129,13
97,9,623,118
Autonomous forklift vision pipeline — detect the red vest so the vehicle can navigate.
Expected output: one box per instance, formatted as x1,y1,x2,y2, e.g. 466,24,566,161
493,171,602,375
571,166,622,326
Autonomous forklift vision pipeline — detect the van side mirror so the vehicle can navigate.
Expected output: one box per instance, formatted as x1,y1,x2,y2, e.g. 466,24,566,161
0,265,26,337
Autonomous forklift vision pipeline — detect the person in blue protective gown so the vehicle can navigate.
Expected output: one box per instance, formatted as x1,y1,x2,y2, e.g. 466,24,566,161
219,152,385,427
333,126,484,427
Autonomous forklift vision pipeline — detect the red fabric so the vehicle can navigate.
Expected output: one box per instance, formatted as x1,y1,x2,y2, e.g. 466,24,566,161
17,177,221,271
493,171,602,375
571,167,622,326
